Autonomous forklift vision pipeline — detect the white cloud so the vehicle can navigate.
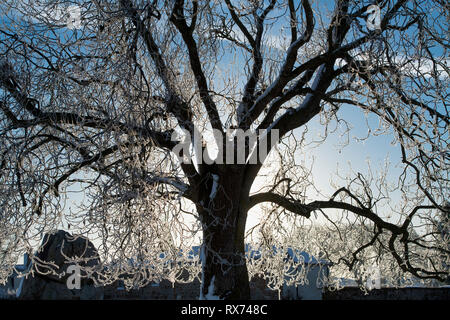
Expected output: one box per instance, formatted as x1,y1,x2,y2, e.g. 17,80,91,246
342,50,449,79
400,57,449,79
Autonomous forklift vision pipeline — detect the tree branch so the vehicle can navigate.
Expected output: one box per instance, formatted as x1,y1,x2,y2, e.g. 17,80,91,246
169,0,223,133
241,0,315,128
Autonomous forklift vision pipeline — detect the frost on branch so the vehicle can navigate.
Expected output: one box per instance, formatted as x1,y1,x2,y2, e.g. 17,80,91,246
0,0,448,299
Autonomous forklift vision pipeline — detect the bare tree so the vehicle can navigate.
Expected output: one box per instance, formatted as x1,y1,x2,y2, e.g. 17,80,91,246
0,0,448,299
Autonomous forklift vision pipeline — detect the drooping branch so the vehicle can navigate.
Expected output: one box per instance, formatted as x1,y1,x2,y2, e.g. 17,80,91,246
338,228,383,271
0,61,177,149
247,189,447,281
246,191,311,218
247,191,404,235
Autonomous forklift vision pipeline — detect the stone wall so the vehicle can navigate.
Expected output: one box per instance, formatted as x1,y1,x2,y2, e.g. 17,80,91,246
104,279,201,300
250,275,279,300
104,275,279,300
323,287,450,300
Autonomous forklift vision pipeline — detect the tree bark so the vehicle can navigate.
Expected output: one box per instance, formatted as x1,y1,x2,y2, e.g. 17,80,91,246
197,168,251,300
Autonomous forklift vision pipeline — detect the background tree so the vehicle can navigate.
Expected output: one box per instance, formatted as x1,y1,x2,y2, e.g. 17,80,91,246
0,0,448,299
432,202,450,284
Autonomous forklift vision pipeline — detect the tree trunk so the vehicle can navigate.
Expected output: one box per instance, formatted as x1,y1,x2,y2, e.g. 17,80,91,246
197,168,251,300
